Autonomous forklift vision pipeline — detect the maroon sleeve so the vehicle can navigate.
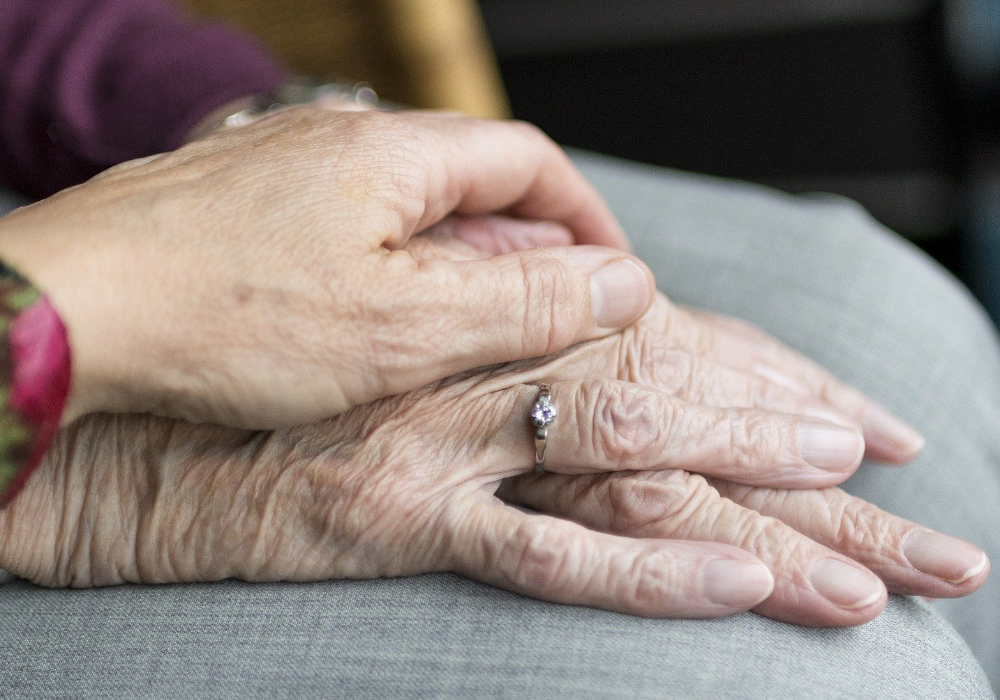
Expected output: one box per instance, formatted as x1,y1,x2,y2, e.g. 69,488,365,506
0,0,288,198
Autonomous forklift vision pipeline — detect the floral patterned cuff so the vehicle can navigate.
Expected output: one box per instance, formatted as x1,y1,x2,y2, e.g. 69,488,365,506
0,263,71,506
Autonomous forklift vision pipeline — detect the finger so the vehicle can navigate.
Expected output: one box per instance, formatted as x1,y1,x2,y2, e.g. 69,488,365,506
533,327,861,429
390,114,631,250
421,215,573,256
669,306,924,462
369,246,653,394
498,471,889,626
447,497,774,617
634,349,860,428
713,480,990,599
489,380,864,487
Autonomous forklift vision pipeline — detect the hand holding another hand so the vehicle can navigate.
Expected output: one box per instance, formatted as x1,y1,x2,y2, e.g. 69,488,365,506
0,235,984,628
0,108,651,429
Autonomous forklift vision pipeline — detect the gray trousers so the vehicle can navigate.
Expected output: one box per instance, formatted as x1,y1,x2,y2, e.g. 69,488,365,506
0,153,997,699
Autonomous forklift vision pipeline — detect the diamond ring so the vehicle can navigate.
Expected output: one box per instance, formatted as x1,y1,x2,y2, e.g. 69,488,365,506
530,384,557,473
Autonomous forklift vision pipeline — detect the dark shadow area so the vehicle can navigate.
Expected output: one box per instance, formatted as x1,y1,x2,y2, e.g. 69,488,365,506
481,0,1000,325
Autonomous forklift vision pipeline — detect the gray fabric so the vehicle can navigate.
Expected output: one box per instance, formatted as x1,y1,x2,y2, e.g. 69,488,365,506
0,576,992,699
0,156,997,698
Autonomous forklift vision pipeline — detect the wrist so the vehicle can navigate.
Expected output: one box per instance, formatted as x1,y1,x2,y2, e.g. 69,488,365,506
0,210,106,428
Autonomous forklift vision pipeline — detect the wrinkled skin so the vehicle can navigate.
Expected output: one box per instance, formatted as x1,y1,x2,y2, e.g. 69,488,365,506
0,108,654,429
0,235,987,627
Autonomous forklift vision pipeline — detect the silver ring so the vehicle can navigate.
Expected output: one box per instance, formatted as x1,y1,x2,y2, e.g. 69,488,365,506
530,384,557,473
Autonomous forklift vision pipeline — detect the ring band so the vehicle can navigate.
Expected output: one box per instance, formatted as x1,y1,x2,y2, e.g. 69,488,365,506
530,384,557,473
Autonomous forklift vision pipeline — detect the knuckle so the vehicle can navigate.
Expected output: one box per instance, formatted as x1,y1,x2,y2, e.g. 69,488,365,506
831,499,893,553
586,381,663,469
630,551,678,608
505,518,572,591
605,471,710,535
519,255,578,354
730,413,785,473
726,510,799,567
752,517,799,565
623,332,699,399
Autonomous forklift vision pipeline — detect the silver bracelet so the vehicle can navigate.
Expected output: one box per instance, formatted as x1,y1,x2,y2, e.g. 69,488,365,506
223,78,381,128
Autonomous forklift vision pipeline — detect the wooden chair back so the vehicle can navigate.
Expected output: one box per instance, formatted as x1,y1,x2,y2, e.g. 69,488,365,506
180,0,510,118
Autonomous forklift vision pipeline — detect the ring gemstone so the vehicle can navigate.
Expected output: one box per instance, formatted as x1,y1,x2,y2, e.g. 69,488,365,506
531,395,557,428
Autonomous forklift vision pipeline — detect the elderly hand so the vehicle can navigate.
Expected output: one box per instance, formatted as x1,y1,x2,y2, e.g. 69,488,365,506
0,270,984,626
0,108,651,429
413,217,926,465
498,469,989,627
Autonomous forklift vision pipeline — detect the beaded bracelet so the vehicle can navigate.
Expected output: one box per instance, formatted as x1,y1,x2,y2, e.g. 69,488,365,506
0,262,71,506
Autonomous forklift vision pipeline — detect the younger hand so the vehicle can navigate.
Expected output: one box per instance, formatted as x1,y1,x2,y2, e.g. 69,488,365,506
0,108,649,429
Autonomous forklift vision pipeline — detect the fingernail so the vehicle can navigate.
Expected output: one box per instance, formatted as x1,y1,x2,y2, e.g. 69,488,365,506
702,559,775,608
590,258,651,328
797,421,864,471
863,404,925,456
809,558,884,609
903,529,988,583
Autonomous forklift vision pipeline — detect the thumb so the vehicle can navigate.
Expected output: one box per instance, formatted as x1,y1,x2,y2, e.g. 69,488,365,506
360,245,654,409
413,245,655,370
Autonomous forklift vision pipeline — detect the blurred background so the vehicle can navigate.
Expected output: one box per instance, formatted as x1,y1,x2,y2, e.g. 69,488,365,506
182,0,1000,327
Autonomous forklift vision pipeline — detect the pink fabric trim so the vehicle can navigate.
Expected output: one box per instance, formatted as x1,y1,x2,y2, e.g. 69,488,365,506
0,296,71,506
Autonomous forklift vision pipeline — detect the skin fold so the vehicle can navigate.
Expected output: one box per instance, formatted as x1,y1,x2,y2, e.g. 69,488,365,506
0,234,986,629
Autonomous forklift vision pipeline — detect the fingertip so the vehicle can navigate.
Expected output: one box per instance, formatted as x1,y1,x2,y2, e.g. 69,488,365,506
902,530,990,585
862,404,925,462
767,559,888,627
